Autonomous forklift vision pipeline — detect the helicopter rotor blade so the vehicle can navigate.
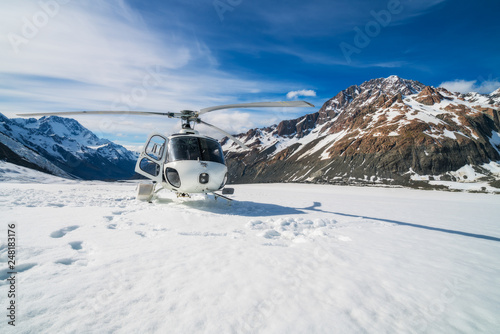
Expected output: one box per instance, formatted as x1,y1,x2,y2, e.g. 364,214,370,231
17,110,181,118
197,120,250,150
198,100,314,116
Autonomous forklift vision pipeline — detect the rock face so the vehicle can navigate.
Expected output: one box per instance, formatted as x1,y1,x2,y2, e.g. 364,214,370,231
223,76,500,187
414,86,446,105
0,113,138,180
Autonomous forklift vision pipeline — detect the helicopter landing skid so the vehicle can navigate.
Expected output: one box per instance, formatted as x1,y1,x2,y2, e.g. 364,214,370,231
212,192,233,202
137,183,156,202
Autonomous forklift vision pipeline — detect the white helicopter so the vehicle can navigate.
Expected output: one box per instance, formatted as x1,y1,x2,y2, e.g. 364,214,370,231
19,101,314,201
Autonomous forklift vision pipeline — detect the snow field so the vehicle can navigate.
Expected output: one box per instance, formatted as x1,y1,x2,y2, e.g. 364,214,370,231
0,179,499,333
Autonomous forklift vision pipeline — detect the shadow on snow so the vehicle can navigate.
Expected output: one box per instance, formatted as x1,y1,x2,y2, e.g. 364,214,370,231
180,199,305,217
303,202,500,243
163,197,500,242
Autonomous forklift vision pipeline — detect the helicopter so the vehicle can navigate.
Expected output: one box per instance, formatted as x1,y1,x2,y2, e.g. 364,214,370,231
18,101,314,201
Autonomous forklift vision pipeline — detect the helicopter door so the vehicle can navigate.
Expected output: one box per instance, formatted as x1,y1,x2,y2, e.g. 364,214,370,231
135,133,168,183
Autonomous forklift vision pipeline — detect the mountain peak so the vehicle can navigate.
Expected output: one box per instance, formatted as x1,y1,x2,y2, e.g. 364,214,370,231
490,87,500,97
1,114,137,180
361,76,425,96
386,74,401,82
223,76,500,188
28,115,105,146
318,76,425,119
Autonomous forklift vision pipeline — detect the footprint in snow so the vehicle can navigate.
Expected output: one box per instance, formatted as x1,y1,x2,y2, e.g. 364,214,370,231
260,229,281,239
50,225,79,238
178,232,227,237
69,241,83,250
47,203,65,208
262,242,288,247
0,263,37,281
54,258,77,266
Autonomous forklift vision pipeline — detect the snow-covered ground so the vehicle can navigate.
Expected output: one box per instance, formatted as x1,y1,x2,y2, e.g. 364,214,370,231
1,164,500,333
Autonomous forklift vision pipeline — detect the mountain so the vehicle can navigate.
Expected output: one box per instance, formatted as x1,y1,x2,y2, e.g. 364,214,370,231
222,76,500,189
0,113,138,180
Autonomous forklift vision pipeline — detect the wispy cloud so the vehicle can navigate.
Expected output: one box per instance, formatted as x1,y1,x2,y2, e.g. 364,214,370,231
0,0,310,144
1,0,496,147
439,79,500,94
0,1,189,113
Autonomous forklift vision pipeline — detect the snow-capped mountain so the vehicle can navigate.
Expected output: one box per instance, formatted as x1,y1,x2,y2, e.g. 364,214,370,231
0,113,138,180
223,76,500,188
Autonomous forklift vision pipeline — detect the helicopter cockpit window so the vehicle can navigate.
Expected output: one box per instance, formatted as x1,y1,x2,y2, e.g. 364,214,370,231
168,137,201,161
145,135,167,161
139,158,160,177
199,138,225,164
168,137,225,164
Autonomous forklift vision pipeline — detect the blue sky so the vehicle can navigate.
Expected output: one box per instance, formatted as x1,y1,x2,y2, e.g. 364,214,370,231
1,0,499,149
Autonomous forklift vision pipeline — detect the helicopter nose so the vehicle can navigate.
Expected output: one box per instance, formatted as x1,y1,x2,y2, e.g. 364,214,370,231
199,173,209,184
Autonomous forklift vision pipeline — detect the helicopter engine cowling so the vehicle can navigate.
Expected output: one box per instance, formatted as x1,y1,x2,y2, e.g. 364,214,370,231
163,160,227,194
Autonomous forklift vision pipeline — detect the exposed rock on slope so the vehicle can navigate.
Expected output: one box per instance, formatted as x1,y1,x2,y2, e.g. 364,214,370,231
223,76,500,188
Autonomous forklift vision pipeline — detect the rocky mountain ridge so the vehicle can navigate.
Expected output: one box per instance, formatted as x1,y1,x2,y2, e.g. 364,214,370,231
222,76,500,189
0,113,138,180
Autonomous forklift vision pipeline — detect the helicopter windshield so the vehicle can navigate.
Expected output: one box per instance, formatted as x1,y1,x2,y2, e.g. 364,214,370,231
168,136,225,164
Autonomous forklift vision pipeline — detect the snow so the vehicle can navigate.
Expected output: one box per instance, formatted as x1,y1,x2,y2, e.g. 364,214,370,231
386,74,399,82
409,162,500,192
490,87,500,99
403,98,448,125
442,129,457,140
482,161,500,175
490,131,500,155
1,169,500,333
462,92,492,106
0,161,76,183
87,144,109,150
0,134,71,178
1,114,137,175
449,165,479,181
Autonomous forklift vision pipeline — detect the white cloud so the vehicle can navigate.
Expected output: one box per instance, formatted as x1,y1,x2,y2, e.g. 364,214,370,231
199,110,255,139
0,1,301,146
439,79,500,94
1,2,188,82
0,0,190,116
286,89,317,100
